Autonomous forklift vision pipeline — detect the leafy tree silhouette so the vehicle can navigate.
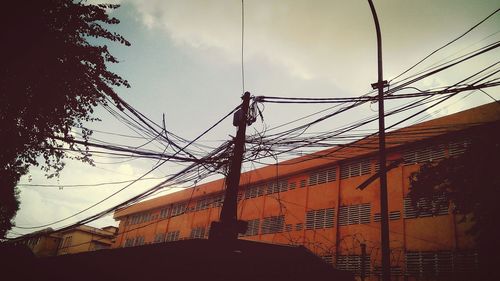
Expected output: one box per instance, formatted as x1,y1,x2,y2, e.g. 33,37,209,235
409,121,500,280
0,0,130,238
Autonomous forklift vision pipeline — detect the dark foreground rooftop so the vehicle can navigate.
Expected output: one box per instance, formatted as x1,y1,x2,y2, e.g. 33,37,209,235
1,239,353,281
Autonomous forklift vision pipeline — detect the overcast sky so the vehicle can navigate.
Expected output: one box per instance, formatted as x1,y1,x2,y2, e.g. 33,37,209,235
10,0,499,237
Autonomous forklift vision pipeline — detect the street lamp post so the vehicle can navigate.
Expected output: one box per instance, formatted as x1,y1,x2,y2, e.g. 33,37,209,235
367,1,391,281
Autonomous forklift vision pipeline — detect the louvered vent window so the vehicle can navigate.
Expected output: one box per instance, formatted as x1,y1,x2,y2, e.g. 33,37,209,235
340,159,371,179
309,167,337,186
165,230,180,242
194,193,225,211
404,195,448,219
159,208,170,219
373,211,401,222
190,227,206,239
305,208,335,230
244,185,264,199
405,250,478,276
213,193,225,207
322,255,333,265
154,233,166,243
373,266,402,276
339,203,371,226
194,196,211,211
134,236,145,246
124,238,134,247
279,181,288,192
261,215,285,234
295,223,303,231
285,224,292,232
241,219,260,237
300,179,306,188
336,255,370,275
171,202,187,216
403,145,445,165
266,180,288,194
454,250,479,273
237,192,243,201
449,139,470,157
289,182,297,190
129,212,153,225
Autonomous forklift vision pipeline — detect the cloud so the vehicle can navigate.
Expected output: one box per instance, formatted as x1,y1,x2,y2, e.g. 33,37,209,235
121,0,499,96
122,0,380,94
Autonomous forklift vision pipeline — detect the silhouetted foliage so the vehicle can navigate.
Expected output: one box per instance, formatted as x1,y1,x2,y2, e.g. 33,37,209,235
0,0,130,238
409,122,500,280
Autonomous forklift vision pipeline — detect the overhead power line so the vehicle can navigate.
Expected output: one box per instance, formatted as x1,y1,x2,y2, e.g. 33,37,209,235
390,8,500,82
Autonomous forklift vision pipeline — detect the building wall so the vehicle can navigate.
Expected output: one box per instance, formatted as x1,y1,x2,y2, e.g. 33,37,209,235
26,235,61,257
113,103,499,280
57,228,114,255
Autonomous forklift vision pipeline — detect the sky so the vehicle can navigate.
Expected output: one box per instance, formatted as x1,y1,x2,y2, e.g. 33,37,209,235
10,0,499,237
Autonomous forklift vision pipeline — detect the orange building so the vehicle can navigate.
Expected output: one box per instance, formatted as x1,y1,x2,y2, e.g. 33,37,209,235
112,102,500,280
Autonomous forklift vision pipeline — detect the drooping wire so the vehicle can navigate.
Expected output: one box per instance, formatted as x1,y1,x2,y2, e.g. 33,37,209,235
390,8,500,83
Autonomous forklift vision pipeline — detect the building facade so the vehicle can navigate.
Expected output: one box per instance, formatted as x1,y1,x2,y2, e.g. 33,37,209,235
18,228,61,257
112,103,500,280
57,225,118,255
16,225,118,257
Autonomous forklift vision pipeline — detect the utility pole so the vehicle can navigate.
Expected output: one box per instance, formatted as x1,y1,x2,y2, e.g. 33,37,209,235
209,92,251,241
367,1,391,281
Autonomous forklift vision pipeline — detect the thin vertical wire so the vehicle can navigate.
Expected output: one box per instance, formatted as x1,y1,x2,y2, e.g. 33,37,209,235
241,0,245,93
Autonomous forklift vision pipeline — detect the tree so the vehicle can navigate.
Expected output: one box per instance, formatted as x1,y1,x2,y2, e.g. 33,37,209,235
408,121,500,280
0,0,130,238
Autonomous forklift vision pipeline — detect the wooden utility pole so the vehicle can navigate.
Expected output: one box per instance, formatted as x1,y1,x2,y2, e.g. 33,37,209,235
209,92,251,241
367,1,391,281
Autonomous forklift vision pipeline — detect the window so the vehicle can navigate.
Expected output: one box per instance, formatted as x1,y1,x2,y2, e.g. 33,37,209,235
154,233,166,243
266,180,288,195
373,211,401,222
171,202,187,216
159,208,170,219
124,238,134,247
295,223,303,231
322,255,333,265
193,193,225,210
309,167,337,186
288,182,297,190
340,159,371,179
405,250,478,277
336,255,370,275
134,236,145,246
448,139,470,157
129,212,152,225
404,195,448,219
190,227,206,239
241,219,260,236
194,196,210,211
213,193,225,207
62,236,73,248
165,231,180,242
300,179,306,188
339,203,371,226
373,266,402,277
261,215,285,234
403,145,445,165
244,185,265,199
306,208,335,230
